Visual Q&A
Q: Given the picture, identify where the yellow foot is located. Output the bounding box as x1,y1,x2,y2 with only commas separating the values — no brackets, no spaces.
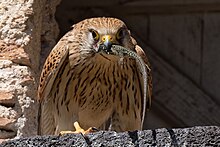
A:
59,121,98,135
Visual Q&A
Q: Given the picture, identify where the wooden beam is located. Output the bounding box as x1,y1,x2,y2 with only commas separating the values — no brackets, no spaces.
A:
105,4,220,15
68,0,220,7
138,38,220,127
126,0,220,6
68,0,220,14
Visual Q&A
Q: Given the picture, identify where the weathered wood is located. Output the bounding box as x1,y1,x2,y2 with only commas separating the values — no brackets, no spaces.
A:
106,5,220,15
202,13,220,105
1,126,220,146
126,0,220,6
140,40,220,127
122,15,149,43
66,0,220,8
57,0,220,17
126,0,220,5
148,14,202,85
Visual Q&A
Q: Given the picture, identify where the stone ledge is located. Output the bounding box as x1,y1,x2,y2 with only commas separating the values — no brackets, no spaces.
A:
1,126,219,146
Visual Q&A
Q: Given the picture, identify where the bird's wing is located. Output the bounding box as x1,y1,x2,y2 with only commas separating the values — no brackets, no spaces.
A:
37,34,70,135
38,38,70,102
38,95,55,135
134,44,152,110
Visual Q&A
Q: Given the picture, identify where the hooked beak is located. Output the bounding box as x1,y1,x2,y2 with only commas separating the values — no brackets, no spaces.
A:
98,35,116,53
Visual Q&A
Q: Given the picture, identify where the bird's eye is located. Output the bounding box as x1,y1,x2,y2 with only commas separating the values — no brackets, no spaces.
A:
90,30,99,41
116,29,124,40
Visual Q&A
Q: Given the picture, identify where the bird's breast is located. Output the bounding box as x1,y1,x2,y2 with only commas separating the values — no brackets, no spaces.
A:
72,53,142,111
52,53,143,129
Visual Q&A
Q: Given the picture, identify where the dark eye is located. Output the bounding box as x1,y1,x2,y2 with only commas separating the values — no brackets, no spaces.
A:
90,30,99,41
116,29,124,40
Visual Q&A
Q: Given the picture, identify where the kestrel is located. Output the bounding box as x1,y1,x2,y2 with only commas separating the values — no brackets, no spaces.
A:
37,17,152,135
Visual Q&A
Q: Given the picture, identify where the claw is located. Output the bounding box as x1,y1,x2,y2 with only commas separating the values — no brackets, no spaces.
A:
59,121,99,135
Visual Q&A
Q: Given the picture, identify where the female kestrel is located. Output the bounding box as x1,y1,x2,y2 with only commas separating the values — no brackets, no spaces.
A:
37,17,152,135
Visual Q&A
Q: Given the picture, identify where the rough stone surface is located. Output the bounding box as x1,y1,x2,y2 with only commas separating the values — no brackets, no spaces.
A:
0,41,30,67
0,0,62,143
0,117,16,139
0,59,37,140
0,90,16,107
0,0,38,140
1,126,219,146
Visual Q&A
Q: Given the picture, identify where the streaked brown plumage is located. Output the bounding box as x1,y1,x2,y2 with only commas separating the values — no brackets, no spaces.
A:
38,17,152,135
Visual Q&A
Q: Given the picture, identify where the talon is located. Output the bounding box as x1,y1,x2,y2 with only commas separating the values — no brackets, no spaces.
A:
91,127,99,131
84,127,99,134
59,121,99,135
59,130,75,136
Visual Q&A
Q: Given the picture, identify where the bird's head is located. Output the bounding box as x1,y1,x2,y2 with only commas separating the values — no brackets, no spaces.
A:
88,23,132,54
72,17,135,57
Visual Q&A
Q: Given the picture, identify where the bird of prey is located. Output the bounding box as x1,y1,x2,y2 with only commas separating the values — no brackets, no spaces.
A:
37,17,152,135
